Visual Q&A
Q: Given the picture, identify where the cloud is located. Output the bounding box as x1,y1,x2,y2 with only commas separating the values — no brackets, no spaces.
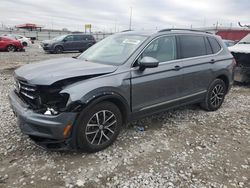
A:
0,0,249,32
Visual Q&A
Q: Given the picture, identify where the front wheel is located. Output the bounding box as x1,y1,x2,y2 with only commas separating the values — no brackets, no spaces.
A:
54,46,63,54
22,42,28,47
200,79,227,111
75,102,122,152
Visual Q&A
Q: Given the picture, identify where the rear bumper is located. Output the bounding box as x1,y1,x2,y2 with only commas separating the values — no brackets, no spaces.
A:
9,90,78,150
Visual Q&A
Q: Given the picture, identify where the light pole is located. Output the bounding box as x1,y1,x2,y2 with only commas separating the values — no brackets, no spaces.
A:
129,7,132,30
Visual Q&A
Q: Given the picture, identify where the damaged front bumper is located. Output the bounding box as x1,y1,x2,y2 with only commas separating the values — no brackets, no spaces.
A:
9,90,78,150
234,66,250,83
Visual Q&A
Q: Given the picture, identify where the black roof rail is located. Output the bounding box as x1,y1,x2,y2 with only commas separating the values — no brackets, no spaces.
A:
158,28,212,34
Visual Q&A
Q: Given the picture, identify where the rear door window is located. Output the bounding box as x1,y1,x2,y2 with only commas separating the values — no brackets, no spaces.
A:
73,35,84,41
179,35,207,58
208,37,221,53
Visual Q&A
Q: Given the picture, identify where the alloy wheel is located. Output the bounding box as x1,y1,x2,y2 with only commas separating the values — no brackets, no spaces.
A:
85,110,117,145
210,84,225,108
7,45,15,52
55,46,63,53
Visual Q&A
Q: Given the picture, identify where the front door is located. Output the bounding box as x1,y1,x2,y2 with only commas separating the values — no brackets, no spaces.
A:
63,35,75,51
131,35,184,112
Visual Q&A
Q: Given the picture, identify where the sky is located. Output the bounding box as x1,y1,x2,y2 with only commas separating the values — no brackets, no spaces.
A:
0,0,249,32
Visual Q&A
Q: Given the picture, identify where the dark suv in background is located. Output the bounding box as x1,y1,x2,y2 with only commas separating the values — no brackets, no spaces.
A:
9,29,235,152
41,34,96,53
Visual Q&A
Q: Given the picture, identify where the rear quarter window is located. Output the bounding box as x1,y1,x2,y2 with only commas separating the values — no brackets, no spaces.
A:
204,37,213,55
179,35,207,58
208,37,221,53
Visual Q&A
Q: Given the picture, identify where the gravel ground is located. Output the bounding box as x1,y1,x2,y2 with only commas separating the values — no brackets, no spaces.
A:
0,44,249,188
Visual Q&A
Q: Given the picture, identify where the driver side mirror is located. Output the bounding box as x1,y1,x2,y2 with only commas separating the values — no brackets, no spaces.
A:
138,56,159,71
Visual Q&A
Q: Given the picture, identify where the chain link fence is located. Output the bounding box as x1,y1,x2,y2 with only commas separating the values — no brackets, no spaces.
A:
0,29,113,41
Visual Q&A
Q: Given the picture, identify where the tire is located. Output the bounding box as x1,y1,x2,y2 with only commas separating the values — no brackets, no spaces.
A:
75,101,122,152
22,42,28,47
7,45,16,52
200,79,227,111
54,46,63,54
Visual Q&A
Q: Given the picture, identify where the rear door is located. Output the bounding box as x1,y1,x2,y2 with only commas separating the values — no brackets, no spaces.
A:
79,35,96,51
177,35,218,97
72,35,84,50
131,35,184,112
86,35,96,47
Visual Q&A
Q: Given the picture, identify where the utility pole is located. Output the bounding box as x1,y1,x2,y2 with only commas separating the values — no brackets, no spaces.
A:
215,21,218,30
129,7,132,30
114,19,117,33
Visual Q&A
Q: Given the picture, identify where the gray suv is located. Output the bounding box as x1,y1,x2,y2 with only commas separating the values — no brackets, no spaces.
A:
41,34,96,53
9,29,235,152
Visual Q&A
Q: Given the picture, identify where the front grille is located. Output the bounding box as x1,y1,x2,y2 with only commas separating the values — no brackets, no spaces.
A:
16,79,39,108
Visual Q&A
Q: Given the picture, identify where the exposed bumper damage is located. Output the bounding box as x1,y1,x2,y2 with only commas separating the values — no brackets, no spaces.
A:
9,90,78,150
231,52,250,83
9,57,119,150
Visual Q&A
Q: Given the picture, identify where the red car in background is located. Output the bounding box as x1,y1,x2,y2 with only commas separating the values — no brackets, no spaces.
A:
0,37,24,52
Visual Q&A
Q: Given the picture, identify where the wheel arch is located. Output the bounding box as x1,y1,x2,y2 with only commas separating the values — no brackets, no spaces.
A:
54,45,64,51
68,92,131,125
216,74,230,93
86,93,130,125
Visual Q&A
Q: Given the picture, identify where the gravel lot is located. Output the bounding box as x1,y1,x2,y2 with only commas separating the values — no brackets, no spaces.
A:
0,44,250,188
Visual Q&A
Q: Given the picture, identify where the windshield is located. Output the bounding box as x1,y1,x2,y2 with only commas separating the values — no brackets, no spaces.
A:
238,34,250,44
78,34,148,65
52,35,66,41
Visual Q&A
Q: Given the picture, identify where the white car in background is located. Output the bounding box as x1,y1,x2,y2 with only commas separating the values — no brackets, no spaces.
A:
229,34,250,83
2,34,32,47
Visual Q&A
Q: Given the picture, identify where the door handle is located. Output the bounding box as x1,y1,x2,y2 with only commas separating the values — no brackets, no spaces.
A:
174,65,182,71
210,59,215,64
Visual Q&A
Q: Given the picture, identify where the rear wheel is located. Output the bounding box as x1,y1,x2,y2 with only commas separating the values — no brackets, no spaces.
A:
76,102,122,152
201,79,227,111
54,46,63,54
7,45,16,52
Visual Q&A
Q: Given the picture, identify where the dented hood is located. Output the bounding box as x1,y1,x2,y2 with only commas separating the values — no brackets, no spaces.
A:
15,57,117,85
